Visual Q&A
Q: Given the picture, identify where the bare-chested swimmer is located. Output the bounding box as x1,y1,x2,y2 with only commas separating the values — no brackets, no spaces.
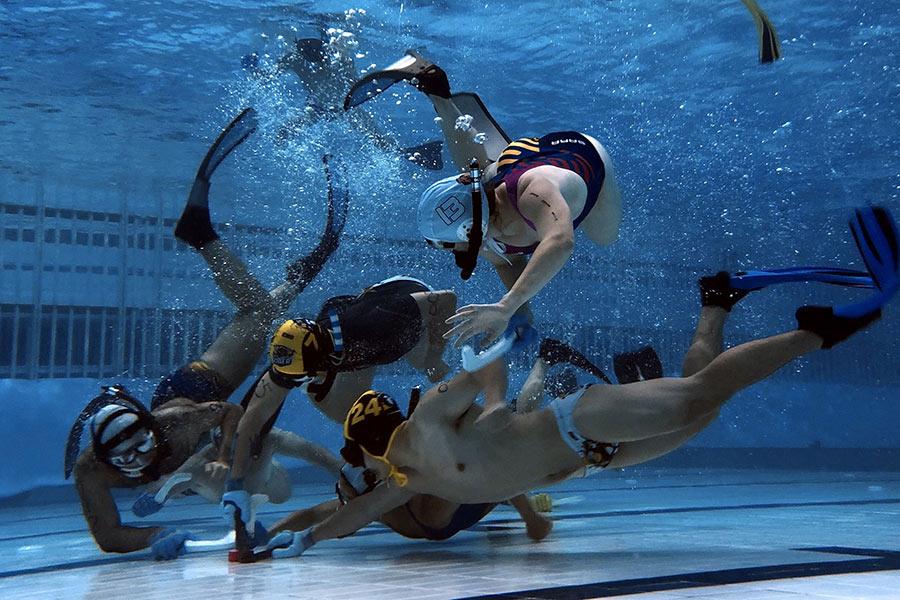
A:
65,110,346,559
254,206,897,557
344,51,623,347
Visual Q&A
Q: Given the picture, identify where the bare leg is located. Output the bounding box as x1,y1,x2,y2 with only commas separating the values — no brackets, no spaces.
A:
268,499,341,536
574,330,823,443
517,358,549,414
428,95,490,170
313,368,376,424
682,307,728,377
406,290,457,382
195,241,289,388
508,494,553,541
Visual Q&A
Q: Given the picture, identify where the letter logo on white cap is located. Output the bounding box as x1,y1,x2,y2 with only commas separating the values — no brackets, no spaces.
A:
435,195,465,225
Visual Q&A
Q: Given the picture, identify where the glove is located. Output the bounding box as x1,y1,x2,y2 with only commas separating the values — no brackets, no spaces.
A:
222,488,251,532
268,529,316,559
507,313,538,351
132,492,163,517
149,528,195,560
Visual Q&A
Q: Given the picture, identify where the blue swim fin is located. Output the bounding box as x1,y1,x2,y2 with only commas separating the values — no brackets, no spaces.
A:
401,140,444,170
729,266,874,291
835,206,899,318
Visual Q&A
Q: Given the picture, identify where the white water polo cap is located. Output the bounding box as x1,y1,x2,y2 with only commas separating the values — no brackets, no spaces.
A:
90,404,156,477
418,174,489,244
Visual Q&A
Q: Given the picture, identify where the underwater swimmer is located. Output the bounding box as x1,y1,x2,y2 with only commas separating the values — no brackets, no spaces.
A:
244,34,443,170
65,110,347,558
254,206,898,556
345,51,623,346
222,277,460,535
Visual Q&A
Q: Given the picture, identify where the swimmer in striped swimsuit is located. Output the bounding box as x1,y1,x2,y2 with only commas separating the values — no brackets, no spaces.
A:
346,51,624,348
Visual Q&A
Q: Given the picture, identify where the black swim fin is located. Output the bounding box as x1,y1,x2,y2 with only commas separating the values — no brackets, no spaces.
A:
343,50,450,110
741,0,782,63
613,346,663,384
401,140,444,170
175,108,258,249
195,107,258,181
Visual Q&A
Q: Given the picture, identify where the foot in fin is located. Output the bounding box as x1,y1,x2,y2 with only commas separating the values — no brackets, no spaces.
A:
174,199,218,249
175,108,258,249
402,140,444,170
344,50,450,110
700,271,754,311
539,339,612,384
741,0,782,63
796,305,881,349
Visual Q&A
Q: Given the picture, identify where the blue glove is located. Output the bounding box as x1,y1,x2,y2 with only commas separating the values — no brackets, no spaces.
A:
222,488,251,531
269,530,316,559
507,313,538,351
149,528,195,560
132,492,163,517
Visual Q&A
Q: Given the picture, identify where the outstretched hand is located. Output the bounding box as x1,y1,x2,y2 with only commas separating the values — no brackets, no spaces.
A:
204,460,229,481
444,302,514,348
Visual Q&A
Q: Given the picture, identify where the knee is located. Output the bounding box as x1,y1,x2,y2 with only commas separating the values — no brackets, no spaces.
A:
681,373,731,422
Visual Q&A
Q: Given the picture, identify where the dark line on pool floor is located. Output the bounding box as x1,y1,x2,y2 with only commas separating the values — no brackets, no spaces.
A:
2,498,899,577
6,474,899,526
459,547,900,599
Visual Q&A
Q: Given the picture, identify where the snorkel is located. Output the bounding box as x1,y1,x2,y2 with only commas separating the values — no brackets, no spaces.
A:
453,159,484,280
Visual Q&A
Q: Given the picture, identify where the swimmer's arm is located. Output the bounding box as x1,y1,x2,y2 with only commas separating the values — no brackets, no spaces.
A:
187,401,243,467
269,429,343,476
74,454,161,553
230,372,288,481
499,180,574,313
413,369,484,423
309,483,412,544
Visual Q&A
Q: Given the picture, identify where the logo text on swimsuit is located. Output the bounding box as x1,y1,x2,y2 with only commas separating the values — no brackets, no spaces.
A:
550,138,585,146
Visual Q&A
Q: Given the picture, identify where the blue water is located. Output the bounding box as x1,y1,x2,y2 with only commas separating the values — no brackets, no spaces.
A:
0,0,897,499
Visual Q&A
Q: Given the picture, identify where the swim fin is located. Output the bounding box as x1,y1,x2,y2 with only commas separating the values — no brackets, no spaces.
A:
741,0,782,63
401,140,444,170
175,108,258,249
343,50,450,110
448,92,512,161
729,266,875,291
835,205,899,318
195,107,258,181
539,338,613,384
613,346,663,384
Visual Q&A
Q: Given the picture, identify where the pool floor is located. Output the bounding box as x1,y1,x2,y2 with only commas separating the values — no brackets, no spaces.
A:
1,469,898,599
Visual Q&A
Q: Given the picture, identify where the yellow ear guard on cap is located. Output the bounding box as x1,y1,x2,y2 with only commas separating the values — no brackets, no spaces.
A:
269,318,330,377
343,390,409,486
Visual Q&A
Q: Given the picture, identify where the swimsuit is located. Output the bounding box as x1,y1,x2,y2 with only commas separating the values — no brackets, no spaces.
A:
486,131,606,255
403,502,496,541
551,385,620,474
337,464,495,541
309,276,430,402
150,360,234,410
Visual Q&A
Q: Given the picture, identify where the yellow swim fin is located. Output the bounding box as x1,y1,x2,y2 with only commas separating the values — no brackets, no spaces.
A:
741,0,782,63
